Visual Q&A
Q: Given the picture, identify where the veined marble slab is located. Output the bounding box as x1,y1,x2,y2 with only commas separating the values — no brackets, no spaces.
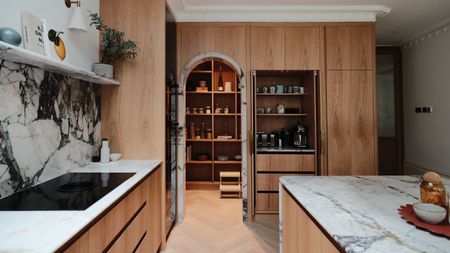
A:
0,160,161,253
280,176,450,253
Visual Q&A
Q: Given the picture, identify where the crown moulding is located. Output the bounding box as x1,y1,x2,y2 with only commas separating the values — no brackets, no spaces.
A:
166,1,391,22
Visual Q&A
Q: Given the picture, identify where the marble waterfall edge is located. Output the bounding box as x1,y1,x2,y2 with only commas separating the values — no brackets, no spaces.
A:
0,59,101,198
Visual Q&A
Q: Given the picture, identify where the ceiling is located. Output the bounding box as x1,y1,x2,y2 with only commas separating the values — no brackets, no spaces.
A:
167,0,450,45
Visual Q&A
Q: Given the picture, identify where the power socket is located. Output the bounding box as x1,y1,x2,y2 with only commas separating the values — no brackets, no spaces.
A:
422,106,433,113
415,107,422,113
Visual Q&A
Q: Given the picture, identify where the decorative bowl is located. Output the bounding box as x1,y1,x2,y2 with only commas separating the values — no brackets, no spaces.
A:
217,155,229,161
110,153,122,162
413,202,447,224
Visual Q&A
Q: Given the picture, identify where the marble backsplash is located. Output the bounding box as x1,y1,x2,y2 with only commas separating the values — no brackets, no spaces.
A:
0,59,101,198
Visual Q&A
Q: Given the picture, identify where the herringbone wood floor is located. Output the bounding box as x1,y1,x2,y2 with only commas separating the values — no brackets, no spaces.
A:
162,190,279,253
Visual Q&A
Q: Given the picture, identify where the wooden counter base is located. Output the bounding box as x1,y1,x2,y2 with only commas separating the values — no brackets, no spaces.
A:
281,187,341,253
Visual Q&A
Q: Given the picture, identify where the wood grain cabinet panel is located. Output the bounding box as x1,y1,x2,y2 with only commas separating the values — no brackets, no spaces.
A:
285,27,320,70
326,71,376,175
326,26,374,70
256,193,279,212
64,233,89,253
108,206,147,253
250,27,285,70
282,188,340,253
256,154,315,172
257,173,306,191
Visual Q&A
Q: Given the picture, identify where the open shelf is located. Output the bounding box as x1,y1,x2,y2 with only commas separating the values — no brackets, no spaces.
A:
186,160,212,164
214,161,242,165
256,93,307,96
257,113,308,117
185,59,242,188
0,41,120,85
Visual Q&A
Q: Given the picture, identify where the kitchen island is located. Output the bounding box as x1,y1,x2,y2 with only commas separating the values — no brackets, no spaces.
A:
280,176,450,253
0,160,162,253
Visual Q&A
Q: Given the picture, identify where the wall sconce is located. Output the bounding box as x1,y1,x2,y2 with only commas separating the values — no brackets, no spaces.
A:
65,0,87,31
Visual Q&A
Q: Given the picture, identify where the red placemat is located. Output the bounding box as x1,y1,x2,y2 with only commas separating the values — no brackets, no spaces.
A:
398,204,450,238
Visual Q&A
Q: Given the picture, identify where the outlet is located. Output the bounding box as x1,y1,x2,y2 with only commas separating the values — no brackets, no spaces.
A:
415,107,422,113
422,106,433,113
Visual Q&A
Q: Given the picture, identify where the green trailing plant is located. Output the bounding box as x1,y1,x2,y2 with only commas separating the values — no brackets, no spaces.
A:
89,13,137,64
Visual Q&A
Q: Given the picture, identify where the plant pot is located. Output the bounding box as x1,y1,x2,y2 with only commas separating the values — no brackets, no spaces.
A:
93,63,113,79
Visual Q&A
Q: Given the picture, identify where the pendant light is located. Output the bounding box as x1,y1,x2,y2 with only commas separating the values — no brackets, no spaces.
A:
65,0,87,31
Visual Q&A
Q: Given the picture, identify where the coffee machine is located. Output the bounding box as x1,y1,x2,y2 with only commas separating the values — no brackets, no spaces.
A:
293,122,308,148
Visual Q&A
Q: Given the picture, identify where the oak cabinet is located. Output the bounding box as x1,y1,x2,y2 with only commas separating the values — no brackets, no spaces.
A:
250,27,285,70
326,71,376,175
281,188,340,253
285,27,320,70
326,26,374,70
250,26,321,70
256,154,315,172
62,166,162,253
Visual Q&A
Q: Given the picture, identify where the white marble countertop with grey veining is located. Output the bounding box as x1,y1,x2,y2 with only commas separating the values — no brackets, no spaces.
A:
280,176,450,253
0,160,161,253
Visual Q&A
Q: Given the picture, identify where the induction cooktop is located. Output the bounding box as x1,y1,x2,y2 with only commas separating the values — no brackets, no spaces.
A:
0,173,134,211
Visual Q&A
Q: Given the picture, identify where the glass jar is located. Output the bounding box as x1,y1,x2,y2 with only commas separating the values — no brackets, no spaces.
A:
207,129,212,139
195,128,201,139
224,105,230,114
205,106,211,114
420,173,447,209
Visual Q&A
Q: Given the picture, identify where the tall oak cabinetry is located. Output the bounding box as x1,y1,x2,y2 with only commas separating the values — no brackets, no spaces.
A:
177,23,377,217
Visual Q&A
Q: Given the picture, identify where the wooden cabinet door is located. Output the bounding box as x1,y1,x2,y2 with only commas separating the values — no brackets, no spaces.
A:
285,27,320,70
282,190,298,253
326,70,376,175
250,27,285,70
326,26,374,70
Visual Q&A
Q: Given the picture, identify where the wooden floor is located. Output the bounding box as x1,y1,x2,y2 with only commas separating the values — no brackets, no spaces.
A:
162,190,279,253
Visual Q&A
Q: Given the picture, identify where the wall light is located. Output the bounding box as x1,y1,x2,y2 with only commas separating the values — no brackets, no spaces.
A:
65,0,87,31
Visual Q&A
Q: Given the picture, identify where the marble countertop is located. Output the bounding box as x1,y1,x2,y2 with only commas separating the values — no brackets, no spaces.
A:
0,160,161,253
280,176,450,253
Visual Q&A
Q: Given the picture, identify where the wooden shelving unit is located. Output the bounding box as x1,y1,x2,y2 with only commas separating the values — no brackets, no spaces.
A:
185,60,242,192
252,70,318,213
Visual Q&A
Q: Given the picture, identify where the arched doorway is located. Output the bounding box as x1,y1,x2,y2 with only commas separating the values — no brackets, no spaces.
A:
177,53,248,222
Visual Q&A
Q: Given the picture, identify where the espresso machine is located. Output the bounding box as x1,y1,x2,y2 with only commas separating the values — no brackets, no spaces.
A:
293,122,308,148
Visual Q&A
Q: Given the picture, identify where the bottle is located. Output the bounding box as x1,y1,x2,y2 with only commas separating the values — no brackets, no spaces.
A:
100,139,110,163
218,66,224,91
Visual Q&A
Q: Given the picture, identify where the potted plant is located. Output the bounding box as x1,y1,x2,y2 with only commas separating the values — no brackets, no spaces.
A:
89,13,137,79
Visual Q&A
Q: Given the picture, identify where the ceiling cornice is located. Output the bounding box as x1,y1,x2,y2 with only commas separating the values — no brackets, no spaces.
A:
166,1,390,22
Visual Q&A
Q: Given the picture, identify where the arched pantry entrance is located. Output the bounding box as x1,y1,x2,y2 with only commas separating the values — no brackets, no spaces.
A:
177,53,248,222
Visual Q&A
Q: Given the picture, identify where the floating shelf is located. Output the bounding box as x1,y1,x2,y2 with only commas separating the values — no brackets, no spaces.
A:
215,161,242,165
186,139,213,142
186,91,212,94
214,113,240,116
0,41,120,85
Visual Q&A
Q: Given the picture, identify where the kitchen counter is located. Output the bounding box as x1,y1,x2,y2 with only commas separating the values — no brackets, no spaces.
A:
280,176,450,253
0,160,161,253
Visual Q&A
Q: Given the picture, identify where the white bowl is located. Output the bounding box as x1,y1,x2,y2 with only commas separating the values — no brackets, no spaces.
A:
413,203,447,224
110,153,122,162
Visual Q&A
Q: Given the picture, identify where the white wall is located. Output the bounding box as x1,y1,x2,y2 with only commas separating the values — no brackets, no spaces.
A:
402,23,450,176
0,0,99,70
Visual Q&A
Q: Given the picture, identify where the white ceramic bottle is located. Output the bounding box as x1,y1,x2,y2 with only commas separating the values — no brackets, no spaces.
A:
100,139,110,163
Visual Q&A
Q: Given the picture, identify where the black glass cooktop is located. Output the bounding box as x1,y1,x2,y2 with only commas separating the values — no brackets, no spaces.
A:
0,173,134,211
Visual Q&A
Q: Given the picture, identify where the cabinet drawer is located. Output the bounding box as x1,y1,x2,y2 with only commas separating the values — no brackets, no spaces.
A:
88,182,147,252
256,154,315,172
256,192,279,212
257,173,309,191
108,204,147,253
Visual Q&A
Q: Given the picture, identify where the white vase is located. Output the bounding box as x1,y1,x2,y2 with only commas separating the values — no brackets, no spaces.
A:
93,63,114,79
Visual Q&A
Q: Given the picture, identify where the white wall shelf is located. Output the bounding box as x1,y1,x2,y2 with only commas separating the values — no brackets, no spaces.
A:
0,41,120,85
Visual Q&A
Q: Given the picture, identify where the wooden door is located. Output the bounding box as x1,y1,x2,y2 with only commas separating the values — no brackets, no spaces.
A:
326,70,376,175
285,27,320,70
326,26,374,70
250,27,285,70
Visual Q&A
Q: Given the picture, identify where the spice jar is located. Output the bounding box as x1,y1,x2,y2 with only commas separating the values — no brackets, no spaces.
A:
198,107,204,114
207,129,212,139
215,104,222,114
224,105,230,114
420,171,447,209
206,106,211,114
195,128,201,139
200,123,206,139
189,123,196,139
